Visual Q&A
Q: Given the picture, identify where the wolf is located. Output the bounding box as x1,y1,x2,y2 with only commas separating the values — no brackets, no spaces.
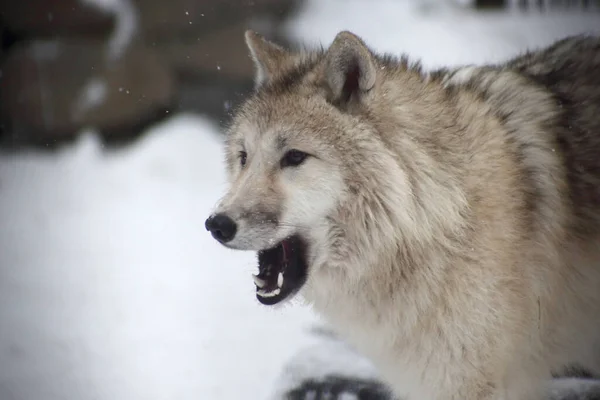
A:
205,30,600,400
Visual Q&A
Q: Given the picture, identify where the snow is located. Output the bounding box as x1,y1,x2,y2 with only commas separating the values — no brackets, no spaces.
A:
267,329,382,400
73,78,109,119
80,0,138,61
0,115,320,400
2,1,600,400
73,0,138,119
285,0,600,70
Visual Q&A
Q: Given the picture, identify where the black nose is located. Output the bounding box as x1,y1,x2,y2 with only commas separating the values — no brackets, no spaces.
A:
205,213,237,243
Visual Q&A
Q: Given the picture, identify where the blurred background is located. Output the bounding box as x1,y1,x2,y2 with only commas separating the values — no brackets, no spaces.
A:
0,1,599,399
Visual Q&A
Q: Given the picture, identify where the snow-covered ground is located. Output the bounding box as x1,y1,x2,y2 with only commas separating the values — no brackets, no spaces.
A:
2,1,600,400
0,115,323,400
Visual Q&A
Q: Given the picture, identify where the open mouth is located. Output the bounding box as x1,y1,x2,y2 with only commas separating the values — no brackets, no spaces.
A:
253,235,309,306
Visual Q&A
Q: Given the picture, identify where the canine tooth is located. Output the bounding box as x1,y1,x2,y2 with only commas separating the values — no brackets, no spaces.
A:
277,272,284,288
257,288,281,298
252,274,266,288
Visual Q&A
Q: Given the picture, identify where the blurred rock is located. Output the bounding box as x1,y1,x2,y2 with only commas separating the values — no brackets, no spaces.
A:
0,39,174,144
0,0,303,146
155,22,255,81
135,0,299,39
137,0,301,82
0,0,114,38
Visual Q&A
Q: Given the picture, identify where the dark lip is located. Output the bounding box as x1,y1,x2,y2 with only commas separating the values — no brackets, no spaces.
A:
255,235,309,306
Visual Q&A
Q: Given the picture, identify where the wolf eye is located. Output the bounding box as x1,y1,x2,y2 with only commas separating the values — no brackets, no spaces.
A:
239,151,247,167
281,149,308,168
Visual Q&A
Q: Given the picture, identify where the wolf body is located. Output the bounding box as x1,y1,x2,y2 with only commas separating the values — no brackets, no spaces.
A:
205,31,600,400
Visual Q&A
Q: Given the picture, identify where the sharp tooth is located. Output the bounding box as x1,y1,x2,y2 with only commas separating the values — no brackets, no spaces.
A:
277,272,284,288
257,288,281,298
252,274,266,288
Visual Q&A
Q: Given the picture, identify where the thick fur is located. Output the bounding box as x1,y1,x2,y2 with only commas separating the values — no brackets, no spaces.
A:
210,31,600,400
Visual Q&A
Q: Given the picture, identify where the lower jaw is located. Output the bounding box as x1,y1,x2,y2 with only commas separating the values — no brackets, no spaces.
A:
256,289,296,306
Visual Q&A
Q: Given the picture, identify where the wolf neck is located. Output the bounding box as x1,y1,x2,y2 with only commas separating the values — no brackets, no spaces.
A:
311,73,478,332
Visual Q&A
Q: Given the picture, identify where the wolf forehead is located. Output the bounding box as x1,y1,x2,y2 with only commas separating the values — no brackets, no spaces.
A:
229,94,335,139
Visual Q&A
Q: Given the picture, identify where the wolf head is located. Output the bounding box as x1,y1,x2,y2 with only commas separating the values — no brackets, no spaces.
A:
205,30,465,306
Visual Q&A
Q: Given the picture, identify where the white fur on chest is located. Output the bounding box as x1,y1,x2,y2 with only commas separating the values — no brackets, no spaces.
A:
303,273,440,400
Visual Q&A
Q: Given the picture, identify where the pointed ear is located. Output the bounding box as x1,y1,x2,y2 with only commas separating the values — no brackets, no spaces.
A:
324,31,377,104
244,30,289,89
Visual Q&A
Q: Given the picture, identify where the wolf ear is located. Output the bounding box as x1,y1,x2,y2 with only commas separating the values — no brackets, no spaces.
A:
245,30,289,89
324,31,376,104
